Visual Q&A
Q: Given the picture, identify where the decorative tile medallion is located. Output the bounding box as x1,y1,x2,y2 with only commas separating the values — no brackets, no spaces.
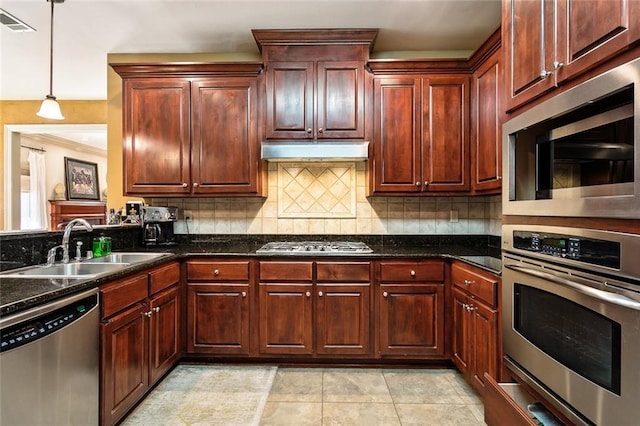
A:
278,162,356,218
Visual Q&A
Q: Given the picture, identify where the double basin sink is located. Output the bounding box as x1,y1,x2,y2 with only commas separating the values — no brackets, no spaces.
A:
0,252,171,279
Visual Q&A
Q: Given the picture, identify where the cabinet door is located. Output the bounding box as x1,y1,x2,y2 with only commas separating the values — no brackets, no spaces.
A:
422,76,470,192
122,79,191,195
556,0,640,82
148,285,180,384
191,78,260,195
378,284,445,357
316,61,365,139
471,299,498,392
100,303,148,426
503,0,556,112
265,61,314,139
259,283,313,355
451,288,472,375
316,284,371,356
372,77,422,193
187,283,250,355
472,50,502,193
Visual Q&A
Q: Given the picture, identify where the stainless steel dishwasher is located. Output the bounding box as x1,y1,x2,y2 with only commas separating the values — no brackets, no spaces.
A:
1,288,100,425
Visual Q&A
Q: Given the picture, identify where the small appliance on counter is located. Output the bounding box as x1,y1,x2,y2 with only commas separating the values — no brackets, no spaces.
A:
142,206,178,246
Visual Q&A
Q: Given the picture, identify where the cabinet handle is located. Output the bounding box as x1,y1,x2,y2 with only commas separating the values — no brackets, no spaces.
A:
214,269,220,276
383,291,388,298
540,70,552,79
142,311,152,317
318,291,323,297
153,307,160,313
242,291,247,297
497,176,502,180
410,270,416,277
424,181,429,186
553,61,564,69
193,182,199,188
306,128,312,134
318,128,323,133
464,279,474,286
306,291,311,297
182,182,188,188
415,181,421,187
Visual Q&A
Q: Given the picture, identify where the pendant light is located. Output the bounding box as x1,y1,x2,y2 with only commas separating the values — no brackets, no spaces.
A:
36,0,65,120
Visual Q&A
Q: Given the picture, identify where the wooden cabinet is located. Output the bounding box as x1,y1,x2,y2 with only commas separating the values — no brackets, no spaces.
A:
49,200,107,230
503,0,640,111
450,261,500,394
265,61,365,140
186,260,251,355
100,262,180,426
258,260,371,357
377,260,446,357
111,63,264,197
471,48,502,193
371,76,469,194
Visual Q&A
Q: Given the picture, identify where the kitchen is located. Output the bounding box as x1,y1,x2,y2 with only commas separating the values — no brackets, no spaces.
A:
1,1,639,425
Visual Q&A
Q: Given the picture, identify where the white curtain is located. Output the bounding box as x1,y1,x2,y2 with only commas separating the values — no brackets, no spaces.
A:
27,150,48,230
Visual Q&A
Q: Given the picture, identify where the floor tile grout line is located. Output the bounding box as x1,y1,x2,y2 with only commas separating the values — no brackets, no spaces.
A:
381,369,404,425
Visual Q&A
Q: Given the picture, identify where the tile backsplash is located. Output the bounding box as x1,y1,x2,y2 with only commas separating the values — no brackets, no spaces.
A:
151,162,502,236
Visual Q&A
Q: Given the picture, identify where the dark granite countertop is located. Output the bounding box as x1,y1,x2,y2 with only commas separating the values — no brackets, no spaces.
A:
1,234,501,318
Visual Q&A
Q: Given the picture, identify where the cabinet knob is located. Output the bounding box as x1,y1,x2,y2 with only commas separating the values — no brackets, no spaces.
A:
153,307,160,313
318,128,323,133
318,291,323,297
242,291,247,297
214,269,220,276
410,270,416,277
142,311,152,317
182,182,188,188
193,182,199,188
497,176,502,180
306,291,311,297
424,181,429,186
540,70,552,79
464,279,474,286
553,61,564,69
306,128,312,134
383,291,388,298
415,181,421,187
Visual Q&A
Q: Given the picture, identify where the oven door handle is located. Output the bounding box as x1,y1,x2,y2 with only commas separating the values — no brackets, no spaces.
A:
505,263,640,311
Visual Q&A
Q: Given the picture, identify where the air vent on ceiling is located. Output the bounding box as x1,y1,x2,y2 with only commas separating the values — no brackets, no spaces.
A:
0,8,36,32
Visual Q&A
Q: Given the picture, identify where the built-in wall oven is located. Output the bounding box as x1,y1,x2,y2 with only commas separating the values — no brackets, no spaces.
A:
502,57,640,219
502,224,640,425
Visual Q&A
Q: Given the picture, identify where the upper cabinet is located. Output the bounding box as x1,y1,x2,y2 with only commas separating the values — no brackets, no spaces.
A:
503,0,640,112
253,29,376,142
371,74,470,194
111,63,265,197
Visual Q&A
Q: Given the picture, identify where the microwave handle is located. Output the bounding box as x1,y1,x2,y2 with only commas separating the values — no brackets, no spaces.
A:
504,263,640,311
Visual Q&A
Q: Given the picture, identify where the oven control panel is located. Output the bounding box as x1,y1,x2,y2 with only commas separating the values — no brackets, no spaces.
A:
513,230,620,269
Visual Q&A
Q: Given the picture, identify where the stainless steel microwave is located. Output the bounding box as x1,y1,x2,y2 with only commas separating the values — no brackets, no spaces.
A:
502,57,640,219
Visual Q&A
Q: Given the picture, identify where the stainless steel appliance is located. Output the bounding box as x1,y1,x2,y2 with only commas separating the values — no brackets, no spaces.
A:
142,206,178,246
502,57,640,218
0,288,100,425
257,241,373,254
502,224,640,425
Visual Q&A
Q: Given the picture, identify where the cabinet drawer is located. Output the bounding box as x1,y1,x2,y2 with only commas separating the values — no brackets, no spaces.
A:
101,273,148,318
380,261,444,282
149,262,180,294
259,261,313,282
317,262,370,282
452,262,498,307
187,260,250,281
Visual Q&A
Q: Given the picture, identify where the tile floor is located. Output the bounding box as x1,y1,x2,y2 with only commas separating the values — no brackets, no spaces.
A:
261,367,485,425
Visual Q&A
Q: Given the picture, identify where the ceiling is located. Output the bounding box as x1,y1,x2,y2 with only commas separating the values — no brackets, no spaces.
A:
0,0,500,145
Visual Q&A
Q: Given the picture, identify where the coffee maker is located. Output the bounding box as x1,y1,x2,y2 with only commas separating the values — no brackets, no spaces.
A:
142,206,178,246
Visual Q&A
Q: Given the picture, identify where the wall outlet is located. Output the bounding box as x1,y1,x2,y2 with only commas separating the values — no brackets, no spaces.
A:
183,210,193,220
449,209,459,223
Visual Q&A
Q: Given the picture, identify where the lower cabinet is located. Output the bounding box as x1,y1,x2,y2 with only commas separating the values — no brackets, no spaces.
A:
450,260,500,394
377,260,446,358
258,260,371,357
186,260,251,355
100,262,180,426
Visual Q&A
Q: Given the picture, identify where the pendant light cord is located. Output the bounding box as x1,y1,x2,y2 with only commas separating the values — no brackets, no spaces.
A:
47,0,54,97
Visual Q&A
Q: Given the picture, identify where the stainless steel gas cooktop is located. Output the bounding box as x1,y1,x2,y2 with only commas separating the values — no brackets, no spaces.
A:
256,241,373,255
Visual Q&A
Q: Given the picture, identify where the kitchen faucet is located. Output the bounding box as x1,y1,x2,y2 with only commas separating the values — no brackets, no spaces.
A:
60,218,94,263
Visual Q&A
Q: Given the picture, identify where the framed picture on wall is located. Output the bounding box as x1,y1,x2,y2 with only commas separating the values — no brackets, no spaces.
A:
64,157,100,200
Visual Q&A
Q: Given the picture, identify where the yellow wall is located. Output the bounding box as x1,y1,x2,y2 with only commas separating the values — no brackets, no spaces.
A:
0,100,107,230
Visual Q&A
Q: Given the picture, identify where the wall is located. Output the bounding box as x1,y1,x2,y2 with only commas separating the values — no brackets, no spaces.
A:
0,100,106,230
150,162,502,236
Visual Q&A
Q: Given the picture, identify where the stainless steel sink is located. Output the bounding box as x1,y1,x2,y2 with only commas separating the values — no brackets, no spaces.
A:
0,252,171,279
0,262,128,279
86,252,170,264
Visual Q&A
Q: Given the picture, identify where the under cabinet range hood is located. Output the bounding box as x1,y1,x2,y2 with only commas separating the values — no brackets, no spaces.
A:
261,141,369,162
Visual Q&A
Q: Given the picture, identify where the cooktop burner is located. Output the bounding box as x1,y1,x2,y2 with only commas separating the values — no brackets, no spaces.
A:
257,241,373,255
